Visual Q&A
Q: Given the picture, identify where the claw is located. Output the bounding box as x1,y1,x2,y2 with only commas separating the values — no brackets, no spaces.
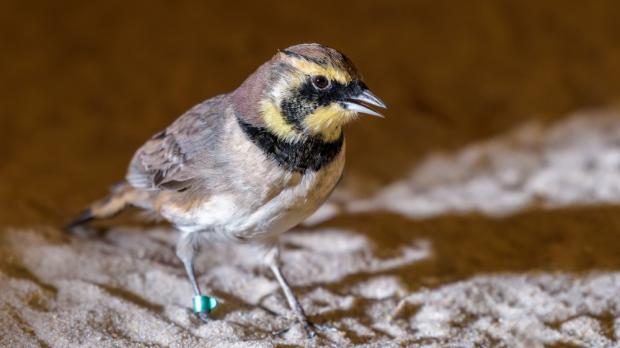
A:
273,326,290,337
310,322,337,333
194,311,210,324
273,320,336,339
304,321,338,338
303,321,317,339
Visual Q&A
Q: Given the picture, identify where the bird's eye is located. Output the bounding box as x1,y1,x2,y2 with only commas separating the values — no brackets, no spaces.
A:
311,75,330,90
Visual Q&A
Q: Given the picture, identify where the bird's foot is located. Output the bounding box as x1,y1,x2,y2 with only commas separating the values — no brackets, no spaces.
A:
191,294,217,324
194,311,211,324
274,319,337,339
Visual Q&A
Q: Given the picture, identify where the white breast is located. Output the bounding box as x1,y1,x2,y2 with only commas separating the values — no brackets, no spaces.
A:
234,153,345,241
162,138,345,243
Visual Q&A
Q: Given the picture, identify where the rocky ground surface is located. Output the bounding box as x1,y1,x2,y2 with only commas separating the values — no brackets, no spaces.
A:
3,113,620,347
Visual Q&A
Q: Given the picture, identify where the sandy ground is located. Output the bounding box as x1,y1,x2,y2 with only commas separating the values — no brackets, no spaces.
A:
3,112,620,347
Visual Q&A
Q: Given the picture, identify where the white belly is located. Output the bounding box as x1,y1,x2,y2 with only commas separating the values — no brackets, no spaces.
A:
162,150,345,242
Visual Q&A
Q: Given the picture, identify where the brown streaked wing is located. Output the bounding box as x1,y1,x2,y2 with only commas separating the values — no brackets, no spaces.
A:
126,95,228,192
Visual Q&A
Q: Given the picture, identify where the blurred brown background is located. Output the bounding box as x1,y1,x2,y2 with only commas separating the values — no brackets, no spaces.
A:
2,1,620,225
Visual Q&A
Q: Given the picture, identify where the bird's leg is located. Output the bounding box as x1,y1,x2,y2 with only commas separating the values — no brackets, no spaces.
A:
177,232,217,323
265,247,333,338
183,258,201,296
266,248,309,322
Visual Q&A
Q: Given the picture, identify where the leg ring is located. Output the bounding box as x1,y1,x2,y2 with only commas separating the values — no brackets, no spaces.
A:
193,295,218,313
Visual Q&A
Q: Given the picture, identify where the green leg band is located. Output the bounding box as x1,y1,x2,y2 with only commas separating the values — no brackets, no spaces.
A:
193,295,218,313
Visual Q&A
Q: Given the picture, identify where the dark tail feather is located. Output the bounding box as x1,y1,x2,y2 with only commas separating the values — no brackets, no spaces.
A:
65,182,146,233
65,209,95,231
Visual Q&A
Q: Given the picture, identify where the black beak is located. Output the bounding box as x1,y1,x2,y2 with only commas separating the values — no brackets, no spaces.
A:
341,83,387,117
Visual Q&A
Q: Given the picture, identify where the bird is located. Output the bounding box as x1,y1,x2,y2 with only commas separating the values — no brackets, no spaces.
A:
67,43,386,337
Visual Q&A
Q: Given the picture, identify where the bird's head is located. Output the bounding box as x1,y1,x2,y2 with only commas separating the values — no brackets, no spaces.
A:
233,43,386,142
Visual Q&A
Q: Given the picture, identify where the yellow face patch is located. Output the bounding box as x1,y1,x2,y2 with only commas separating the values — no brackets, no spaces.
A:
285,56,351,85
259,99,300,142
259,54,357,142
303,104,356,141
260,98,354,143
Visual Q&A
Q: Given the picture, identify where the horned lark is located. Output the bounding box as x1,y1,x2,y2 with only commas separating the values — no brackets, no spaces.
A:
68,43,386,337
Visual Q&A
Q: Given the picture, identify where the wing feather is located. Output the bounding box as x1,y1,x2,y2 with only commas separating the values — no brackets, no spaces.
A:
126,95,228,191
